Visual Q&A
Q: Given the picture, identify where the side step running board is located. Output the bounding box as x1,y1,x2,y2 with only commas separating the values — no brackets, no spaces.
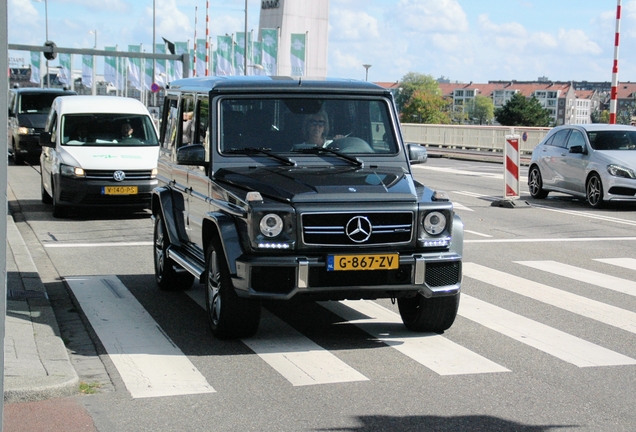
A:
167,247,205,279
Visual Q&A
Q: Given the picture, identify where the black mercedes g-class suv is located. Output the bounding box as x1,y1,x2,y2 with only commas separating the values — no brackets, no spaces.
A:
152,76,463,339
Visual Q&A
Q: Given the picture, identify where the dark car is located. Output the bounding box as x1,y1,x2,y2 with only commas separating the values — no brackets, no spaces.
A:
151,76,463,339
8,87,76,164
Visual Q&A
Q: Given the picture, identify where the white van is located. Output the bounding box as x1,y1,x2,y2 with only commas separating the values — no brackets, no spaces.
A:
39,95,160,218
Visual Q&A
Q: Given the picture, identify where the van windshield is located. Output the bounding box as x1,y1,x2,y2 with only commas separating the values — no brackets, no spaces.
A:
19,93,66,114
61,114,159,146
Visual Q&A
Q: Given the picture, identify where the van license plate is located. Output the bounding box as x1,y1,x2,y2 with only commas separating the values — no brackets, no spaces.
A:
327,254,399,271
103,186,138,195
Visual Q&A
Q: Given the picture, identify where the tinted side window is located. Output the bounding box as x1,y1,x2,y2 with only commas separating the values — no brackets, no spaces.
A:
566,130,586,150
179,94,195,147
160,97,179,150
549,129,571,148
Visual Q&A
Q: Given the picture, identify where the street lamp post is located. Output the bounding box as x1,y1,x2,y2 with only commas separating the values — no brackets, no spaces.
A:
35,0,49,87
89,30,97,95
363,64,372,81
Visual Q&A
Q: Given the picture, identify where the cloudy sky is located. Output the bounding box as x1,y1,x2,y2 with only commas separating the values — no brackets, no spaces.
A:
7,0,636,83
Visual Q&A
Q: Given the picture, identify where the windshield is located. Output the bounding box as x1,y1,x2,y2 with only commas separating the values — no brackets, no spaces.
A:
61,113,159,146
19,93,66,114
219,97,399,156
588,130,636,151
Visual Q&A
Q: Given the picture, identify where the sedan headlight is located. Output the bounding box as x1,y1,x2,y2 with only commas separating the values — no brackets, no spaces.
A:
259,213,284,238
607,164,636,179
423,211,447,235
60,164,85,178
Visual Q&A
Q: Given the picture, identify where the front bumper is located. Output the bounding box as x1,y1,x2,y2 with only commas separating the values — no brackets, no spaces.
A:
604,175,636,202
232,252,462,300
55,175,158,208
13,134,42,157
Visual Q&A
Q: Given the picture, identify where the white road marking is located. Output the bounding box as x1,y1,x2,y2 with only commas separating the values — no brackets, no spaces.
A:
459,294,636,367
466,237,636,244
452,202,474,212
515,260,636,298
464,263,636,335
595,258,636,271
186,289,368,386
321,300,509,375
465,230,492,237
413,165,503,179
45,242,153,248
66,276,215,398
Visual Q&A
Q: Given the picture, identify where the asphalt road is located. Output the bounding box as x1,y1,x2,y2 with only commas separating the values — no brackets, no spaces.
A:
7,158,636,432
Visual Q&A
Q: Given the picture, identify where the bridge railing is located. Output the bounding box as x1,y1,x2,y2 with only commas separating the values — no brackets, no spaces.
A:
401,124,551,154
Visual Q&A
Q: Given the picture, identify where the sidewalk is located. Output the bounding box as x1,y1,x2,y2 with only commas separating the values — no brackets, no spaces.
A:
4,211,78,403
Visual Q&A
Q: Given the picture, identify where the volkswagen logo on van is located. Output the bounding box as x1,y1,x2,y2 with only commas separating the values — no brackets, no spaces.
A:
113,170,126,182
345,216,372,243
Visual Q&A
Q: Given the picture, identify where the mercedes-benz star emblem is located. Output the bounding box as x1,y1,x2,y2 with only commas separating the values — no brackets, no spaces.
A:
113,170,126,182
345,216,372,243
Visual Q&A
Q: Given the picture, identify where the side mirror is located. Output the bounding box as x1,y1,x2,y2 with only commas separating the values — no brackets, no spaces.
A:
569,145,585,155
39,131,54,147
407,143,428,164
176,143,208,166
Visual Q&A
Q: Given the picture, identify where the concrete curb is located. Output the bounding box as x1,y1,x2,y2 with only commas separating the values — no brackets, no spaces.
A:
5,189,79,403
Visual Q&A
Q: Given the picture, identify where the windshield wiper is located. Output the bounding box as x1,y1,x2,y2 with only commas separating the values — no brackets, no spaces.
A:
227,147,296,166
292,146,364,168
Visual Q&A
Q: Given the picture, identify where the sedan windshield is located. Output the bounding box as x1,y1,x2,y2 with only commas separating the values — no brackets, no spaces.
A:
61,113,159,146
588,130,636,151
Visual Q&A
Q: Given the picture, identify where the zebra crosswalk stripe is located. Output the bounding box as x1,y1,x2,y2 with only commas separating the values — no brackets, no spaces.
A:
66,276,215,398
458,294,636,367
321,300,510,375
464,262,636,335
515,260,636,297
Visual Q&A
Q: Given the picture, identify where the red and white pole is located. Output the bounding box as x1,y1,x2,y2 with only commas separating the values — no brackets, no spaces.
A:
504,131,520,199
205,1,210,76
610,0,622,124
193,6,198,77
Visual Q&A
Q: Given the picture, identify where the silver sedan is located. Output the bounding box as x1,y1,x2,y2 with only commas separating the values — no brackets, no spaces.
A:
528,124,636,208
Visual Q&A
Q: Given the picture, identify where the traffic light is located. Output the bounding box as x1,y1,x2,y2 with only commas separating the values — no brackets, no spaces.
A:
44,41,57,61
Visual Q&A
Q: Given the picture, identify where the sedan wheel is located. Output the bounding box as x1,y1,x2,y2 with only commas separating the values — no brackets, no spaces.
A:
586,173,604,208
528,166,548,199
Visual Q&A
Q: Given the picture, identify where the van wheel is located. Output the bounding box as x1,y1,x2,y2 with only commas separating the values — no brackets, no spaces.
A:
41,175,53,204
205,238,260,339
153,214,194,291
51,182,68,218
398,293,460,333
12,145,23,165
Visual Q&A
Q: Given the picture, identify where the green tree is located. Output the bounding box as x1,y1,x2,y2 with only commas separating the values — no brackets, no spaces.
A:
590,110,609,123
467,95,495,125
395,72,442,112
400,90,451,124
495,93,552,127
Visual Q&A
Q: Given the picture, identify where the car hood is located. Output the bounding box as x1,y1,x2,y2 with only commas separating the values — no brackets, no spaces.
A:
59,145,160,170
17,113,48,129
215,165,417,203
594,150,636,168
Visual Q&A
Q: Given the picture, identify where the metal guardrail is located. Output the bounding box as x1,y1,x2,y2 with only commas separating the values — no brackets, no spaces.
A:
401,123,551,154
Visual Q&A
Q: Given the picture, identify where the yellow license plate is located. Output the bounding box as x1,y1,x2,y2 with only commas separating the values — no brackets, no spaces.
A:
327,253,399,271
103,186,138,195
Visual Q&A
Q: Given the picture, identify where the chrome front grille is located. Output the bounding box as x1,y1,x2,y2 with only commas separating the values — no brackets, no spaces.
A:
302,212,413,246
84,170,154,180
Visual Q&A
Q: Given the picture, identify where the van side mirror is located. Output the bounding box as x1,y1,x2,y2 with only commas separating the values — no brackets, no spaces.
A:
39,131,54,147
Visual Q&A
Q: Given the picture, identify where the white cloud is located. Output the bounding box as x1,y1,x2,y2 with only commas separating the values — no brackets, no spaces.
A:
392,0,469,34
557,29,603,55
330,9,380,41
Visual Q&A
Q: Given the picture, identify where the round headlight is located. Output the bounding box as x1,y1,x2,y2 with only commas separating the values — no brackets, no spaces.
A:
259,213,284,237
423,211,446,235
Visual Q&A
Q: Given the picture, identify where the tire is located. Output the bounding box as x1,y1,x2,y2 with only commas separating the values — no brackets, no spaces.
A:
398,293,460,333
528,166,548,199
586,173,604,208
41,175,53,204
153,214,194,291
205,238,261,339
51,181,69,218
12,145,23,165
